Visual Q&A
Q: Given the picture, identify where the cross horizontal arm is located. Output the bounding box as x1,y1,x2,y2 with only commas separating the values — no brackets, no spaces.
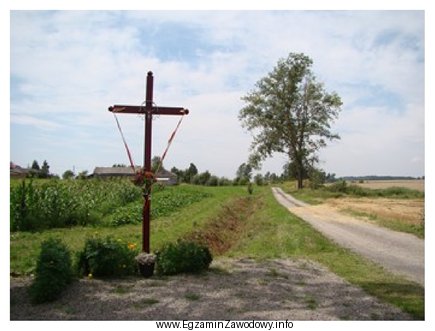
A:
108,105,189,116
154,106,189,116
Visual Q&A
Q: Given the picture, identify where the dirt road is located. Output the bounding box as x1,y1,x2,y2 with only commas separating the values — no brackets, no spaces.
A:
272,187,424,286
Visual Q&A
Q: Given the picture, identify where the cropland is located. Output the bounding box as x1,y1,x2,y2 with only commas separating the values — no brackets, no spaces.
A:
353,179,424,192
10,179,425,320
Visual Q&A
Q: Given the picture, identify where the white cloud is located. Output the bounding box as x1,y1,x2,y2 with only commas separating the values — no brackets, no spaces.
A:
320,102,424,176
10,11,425,177
11,114,62,130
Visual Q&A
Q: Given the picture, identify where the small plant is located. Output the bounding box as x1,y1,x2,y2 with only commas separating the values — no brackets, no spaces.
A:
247,182,253,195
155,240,212,275
305,295,318,310
184,292,201,301
327,180,348,193
76,236,138,277
29,238,73,304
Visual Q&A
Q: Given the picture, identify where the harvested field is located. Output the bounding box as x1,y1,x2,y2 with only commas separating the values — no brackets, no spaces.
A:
353,180,424,192
324,197,424,238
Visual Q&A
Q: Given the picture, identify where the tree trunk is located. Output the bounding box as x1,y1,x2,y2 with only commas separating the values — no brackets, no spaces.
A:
297,174,303,189
296,162,304,190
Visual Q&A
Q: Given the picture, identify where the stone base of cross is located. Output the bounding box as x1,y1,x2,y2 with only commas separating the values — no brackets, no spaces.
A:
108,71,189,253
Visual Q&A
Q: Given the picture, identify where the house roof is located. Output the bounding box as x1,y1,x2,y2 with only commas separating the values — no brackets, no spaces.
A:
92,167,176,178
93,166,138,175
10,162,30,174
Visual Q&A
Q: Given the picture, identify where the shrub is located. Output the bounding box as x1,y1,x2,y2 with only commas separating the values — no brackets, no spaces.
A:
206,176,219,186
29,238,73,304
76,236,138,277
155,240,212,275
217,177,232,186
326,180,348,193
109,204,142,226
247,182,253,195
238,177,249,186
377,187,423,199
346,184,368,196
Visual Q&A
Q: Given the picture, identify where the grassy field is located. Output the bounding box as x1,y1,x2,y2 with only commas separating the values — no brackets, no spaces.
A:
10,181,424,319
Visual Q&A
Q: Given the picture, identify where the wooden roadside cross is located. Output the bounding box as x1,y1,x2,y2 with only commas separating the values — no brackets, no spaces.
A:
108,71,189,253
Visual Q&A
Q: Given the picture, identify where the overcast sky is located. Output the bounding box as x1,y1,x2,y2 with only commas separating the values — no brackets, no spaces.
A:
10,10,425,178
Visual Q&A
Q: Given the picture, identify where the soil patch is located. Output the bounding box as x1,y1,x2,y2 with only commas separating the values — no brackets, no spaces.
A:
10,258,411,320
185,196,260,255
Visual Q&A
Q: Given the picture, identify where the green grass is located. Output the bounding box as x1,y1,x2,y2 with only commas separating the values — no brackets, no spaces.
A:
132,298,159,309
10,185,247,275
184,292,201,301
112,285,133,295
304,295,318,310
227,189,424,320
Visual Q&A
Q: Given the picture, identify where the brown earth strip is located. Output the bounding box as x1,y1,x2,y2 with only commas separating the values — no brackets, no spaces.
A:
185,196,262,255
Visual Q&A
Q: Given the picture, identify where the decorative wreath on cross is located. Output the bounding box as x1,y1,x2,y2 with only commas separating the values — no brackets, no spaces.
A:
133,168,156,190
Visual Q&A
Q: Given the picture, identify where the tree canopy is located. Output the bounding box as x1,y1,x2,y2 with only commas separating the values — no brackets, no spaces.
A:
239,53,342,189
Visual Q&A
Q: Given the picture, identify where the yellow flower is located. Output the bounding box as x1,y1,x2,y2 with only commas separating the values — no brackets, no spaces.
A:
88,273,93,278
127,243,137,250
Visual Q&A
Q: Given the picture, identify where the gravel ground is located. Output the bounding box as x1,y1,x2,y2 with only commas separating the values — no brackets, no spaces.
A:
10,258,411,320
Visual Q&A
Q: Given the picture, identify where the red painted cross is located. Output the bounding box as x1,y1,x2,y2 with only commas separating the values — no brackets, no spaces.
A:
108,71,189,253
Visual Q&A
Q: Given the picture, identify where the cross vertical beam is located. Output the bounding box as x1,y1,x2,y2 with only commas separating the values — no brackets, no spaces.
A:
108,71,188,254
143,71,154,253
144,71,153,170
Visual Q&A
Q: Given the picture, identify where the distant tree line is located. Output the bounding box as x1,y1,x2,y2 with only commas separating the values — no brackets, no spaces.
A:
170,161,295,187
339,175,423,181
27,160,56,179
62,169,88,180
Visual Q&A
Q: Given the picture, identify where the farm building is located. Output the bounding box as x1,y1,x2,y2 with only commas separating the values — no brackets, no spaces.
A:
90,166,178,185
10,162,30,178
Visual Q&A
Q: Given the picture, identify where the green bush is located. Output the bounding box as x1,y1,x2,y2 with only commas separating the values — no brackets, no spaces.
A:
206,176,219,186
155,240,212,275
326,180,348,193
247,183,253,195
324,181,423,199
76,236,138,277
377,187,424,199
29,238,73,304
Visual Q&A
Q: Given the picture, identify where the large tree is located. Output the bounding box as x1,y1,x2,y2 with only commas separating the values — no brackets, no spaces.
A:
40,160,50,178
62,170,75,180
236,162,253,181
239,53,342,189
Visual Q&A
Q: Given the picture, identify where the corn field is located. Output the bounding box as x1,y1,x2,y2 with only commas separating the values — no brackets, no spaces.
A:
10,179,141,231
